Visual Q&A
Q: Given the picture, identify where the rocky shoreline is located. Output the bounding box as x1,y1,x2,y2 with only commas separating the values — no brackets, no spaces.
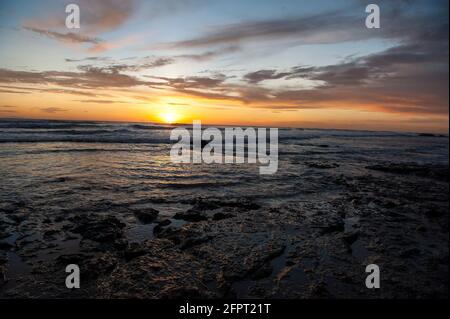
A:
0,162,448,298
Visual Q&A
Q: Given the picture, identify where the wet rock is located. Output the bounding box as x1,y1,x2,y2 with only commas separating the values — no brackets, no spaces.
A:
173,210,208,222
320,221,345,234
187,198,260,212
43,229,59,240
400,248,421,258
83,253,118,279
159,286,205,299
153,219,172,235
124,243,147,261
69,214,126,243
308,282,330,298
343,232,359,245
0,230,11,240
0,241,13,251
157,226,213,250
0,251,7,264
424,206,445,218
0,264,7,286
153,225,178,239
180,235,213,250
97,239,213,298
416,225,426,232
56,253,90,265
188,198,221,211
175,198,259,222
157,219,171,227
133,209,159,224
213,212,236,221
250,263,273,280
9,213,28,224
306,161,339,169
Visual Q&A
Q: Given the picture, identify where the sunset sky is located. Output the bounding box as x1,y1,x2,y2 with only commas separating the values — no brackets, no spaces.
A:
0,0,448,132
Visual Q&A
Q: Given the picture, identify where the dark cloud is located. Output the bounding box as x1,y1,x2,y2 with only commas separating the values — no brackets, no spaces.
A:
160,11,360,48
75,57,174,73
244,69,293,84
40,107,67,113
0,68,148,89
176,46,240,61
150,74,227,90
24,27,102,44
74,99,126,104
65,57,111,62
159,0,448,50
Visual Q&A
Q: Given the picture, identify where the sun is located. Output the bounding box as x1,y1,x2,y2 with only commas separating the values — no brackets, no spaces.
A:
159,111,179,124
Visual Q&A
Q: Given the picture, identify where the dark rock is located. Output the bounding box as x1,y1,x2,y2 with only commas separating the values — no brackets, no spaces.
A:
180,235,213,250
213,212,236,221
124,243,147,261
97,239,213,298
400,248,421,258
306,161,339,169
84,253,118,280
9,213,28,224
424,207,445,218
0,251,7,264
153,219,172,235
416,225,426,232
69,214,125,243
320,222,345,234
173,210,208,222
343,232,359,245
158,219,172,227
187,198,260,212
56,253,90,265
0,264,7,286
43,229,59,239
250,264,273,280
0,231,10,240
0,241,13,251
154,226,178,239
134,209,159,224
308,282,330,298
159,287,205,299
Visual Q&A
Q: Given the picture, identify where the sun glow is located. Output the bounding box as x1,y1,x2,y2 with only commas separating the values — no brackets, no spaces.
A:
159,110,179,124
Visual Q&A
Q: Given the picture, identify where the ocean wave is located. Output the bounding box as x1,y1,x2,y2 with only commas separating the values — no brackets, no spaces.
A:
129,124,174,130
0,120,100,130
0,137,169,144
